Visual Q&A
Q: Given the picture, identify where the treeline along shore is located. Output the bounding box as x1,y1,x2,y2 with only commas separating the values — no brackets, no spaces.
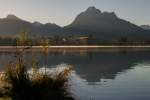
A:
1,31,150,46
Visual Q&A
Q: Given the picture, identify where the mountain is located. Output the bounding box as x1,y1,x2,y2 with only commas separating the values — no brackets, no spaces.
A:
0,8,150,43
0,14,64,36
6,14,21,20
65,7,150,42
141,25,150,30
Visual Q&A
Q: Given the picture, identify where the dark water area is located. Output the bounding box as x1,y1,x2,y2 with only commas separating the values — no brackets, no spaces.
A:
1,48,150,100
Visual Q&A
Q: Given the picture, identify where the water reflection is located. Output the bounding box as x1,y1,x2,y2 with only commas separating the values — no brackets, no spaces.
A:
1,48,150,100
1,48,150,84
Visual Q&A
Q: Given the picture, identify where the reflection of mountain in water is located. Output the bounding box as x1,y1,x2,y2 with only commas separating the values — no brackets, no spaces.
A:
1,49,150,83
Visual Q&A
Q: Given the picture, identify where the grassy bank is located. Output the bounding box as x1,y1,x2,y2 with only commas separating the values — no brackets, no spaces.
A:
0,50,74,100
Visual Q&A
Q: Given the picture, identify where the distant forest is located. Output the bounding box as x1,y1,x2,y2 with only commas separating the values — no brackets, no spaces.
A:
0,32,150,46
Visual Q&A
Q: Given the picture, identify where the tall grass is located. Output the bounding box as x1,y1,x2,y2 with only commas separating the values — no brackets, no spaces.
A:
0,51,74,100
0,32,74,100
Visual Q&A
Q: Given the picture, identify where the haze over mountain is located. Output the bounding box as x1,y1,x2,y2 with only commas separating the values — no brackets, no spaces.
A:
65,6,150,41
141,25,150,30
0,7,150,42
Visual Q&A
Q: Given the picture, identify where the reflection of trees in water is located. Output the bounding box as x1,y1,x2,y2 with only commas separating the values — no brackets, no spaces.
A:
35,51,150,83
40,50,150,83
75,51,150,83
0,52,16,70
1,49,150,83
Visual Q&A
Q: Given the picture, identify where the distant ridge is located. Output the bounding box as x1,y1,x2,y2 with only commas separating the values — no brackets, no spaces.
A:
0,14,64,36
0,7,150,42
6,14,21,20
65,6,149,41
141,25,150,30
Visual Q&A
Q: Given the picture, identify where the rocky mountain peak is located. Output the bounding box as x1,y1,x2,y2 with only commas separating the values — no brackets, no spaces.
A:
85,6,101,14
6,14,21,20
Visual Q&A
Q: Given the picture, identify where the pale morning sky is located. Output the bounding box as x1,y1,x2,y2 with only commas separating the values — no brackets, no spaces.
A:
0,0,149,26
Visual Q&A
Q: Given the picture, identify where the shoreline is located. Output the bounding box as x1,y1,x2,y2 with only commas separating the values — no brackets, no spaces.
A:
1,46,150,52
1,45,150,49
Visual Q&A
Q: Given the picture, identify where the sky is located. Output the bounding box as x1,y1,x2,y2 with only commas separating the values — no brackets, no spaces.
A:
0,0,149,26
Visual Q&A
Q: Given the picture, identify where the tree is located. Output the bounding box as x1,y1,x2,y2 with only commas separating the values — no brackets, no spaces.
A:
17,31,30,46
118,36,128,45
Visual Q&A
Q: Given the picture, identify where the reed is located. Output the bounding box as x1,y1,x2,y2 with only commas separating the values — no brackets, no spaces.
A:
0,54,74,100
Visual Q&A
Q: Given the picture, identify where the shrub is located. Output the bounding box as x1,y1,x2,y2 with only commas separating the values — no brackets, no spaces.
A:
1,56,74,100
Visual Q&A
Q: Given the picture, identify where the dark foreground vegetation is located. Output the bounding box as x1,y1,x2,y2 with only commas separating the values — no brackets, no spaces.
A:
0,48,74,100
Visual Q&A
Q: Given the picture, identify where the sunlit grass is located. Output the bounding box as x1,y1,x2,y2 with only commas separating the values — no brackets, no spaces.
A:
0,54,74,100
0,36,74,100
0,97,11,100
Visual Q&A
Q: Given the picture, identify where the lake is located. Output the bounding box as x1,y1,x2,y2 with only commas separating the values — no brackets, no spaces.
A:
1,48,150,100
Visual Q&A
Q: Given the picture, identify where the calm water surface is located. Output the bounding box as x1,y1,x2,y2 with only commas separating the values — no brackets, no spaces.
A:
0,48,150,100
